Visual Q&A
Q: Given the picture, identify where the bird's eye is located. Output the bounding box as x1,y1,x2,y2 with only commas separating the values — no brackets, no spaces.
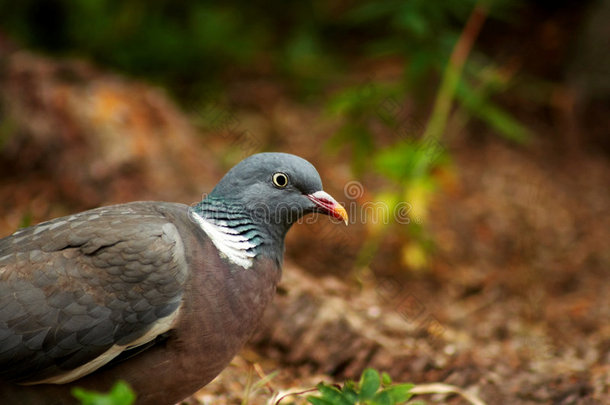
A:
272,172,289,188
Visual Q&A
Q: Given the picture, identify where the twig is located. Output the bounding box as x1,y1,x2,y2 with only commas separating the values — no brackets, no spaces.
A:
422,1,489,148
410,382,487,405
272,387,320,405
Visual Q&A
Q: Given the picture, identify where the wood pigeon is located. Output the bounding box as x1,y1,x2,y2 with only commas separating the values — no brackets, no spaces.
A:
0,152,348,404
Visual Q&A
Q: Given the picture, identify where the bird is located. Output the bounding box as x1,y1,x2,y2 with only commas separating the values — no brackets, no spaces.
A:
0,152,348,405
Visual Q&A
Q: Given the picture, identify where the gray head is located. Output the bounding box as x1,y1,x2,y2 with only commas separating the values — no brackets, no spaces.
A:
208,153,347,232
190,153,347,267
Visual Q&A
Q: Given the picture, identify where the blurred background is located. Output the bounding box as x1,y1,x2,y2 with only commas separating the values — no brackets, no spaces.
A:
0,0,608,403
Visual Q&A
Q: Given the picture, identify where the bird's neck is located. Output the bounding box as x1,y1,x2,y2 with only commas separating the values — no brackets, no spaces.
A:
188,197,285,269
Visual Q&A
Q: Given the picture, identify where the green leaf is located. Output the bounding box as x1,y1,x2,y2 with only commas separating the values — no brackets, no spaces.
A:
381,372,393,386
72,381,136,405
305,371,416,405
358,368,381,400
456,79,531,143
373,138,446,182
342,385,359,403
396,11,429,38
251,370,279,391
384,384,415,403
371,389,392,405
316,383,354,405
306,397,335,405
474,101,531,143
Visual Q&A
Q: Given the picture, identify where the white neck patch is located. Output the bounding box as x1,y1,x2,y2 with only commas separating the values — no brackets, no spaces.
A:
190,211,257,269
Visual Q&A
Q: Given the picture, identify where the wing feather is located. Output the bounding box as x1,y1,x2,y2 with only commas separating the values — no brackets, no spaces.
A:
0,202,188,384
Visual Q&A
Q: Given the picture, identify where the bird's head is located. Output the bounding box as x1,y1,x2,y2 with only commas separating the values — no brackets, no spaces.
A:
208,153,348,231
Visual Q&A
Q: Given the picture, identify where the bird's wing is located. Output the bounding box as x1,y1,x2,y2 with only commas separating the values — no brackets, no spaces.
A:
0,202,189,384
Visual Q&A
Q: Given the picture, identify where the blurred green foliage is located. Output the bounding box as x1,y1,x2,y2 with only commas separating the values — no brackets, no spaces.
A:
0,1,524,99
0,0,346,98
72,380,135,405
0,0,531,130
324,0,532,271
0,0,269,97
0,0,536,271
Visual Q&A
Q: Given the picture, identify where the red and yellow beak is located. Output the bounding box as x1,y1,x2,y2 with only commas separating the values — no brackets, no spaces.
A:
306,190,348,225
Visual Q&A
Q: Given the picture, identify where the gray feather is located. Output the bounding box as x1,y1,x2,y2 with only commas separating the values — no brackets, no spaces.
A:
0,202,188,383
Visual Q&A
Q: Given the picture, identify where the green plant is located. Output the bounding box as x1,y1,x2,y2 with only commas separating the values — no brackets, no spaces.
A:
306,368,414,405
72,380,136,405
327,1,532,272
0,0,538,272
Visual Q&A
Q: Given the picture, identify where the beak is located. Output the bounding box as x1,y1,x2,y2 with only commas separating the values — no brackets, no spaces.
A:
306,190,349,225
